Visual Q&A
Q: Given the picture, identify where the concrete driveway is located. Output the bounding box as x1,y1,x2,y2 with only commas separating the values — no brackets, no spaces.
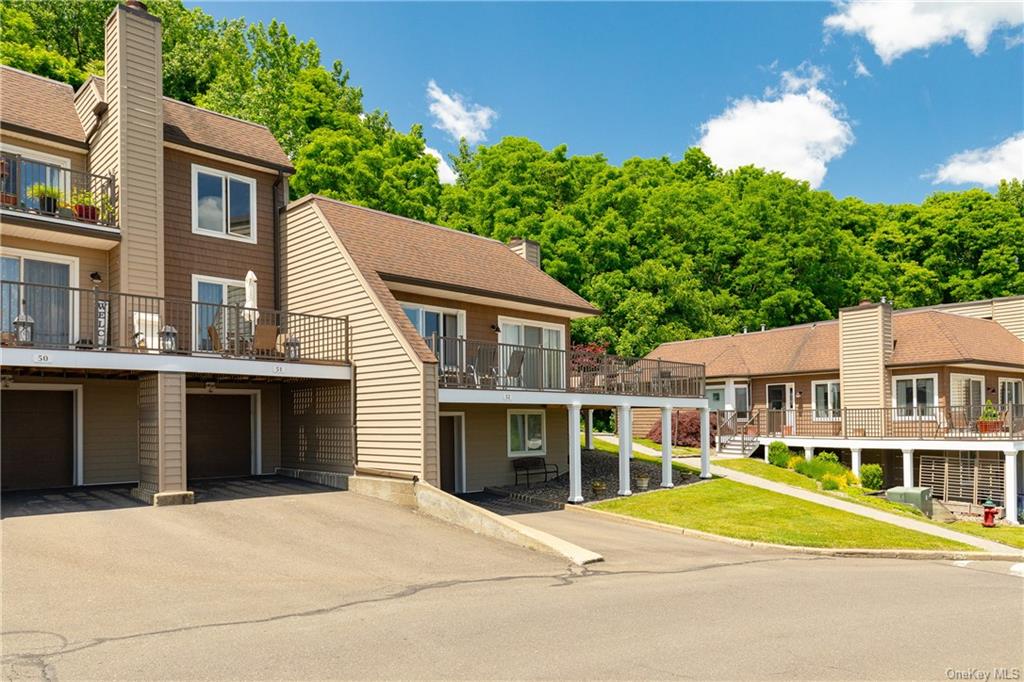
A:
3,488,1022,680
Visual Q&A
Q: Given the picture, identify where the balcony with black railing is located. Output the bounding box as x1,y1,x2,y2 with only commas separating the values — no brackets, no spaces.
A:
426,335,705,399
0,280,349,365
1,152,118,229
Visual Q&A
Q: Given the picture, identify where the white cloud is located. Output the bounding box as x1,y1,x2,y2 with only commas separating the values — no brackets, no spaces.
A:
426,80,497,145
698,64,854,188
852,56,872,78
425,146,458,185
825,1,1024,64
933,132,1024,186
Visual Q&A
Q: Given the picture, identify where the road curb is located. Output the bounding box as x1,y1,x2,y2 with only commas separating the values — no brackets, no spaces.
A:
564,504,1023,561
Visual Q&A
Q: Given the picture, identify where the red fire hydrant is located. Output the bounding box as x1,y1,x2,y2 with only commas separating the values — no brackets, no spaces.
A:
982,498,998,528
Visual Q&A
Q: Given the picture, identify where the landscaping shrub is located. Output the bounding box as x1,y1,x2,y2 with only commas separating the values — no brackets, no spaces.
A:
646,410,717,448
815,451,839,464
767,441,790,468
860,464,884,490
794,457,848,482
821,474,842,491
786,455,804,470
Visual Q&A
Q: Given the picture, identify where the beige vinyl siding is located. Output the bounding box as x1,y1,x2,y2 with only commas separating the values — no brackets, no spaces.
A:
423,364,439,485
280,380,354,474
445,404,569,491
83,380,139,483
281,202,425,477
74,79,103,140
632,408,662,439
0,235,109,290
940,298,1024,343
107,5,164,298
839,304,888,409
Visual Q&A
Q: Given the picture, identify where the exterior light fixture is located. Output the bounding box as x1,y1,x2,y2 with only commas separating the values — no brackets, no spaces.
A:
89,272,103,287
13,309,34,345
159,324,178,352
284,335,301,362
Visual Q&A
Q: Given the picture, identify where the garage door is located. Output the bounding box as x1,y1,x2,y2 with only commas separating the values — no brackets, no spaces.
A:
186,394,252,480
2,390,74,490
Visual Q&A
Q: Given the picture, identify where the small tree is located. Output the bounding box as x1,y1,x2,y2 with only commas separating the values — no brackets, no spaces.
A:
646,410,717,448
767,441,790,468
860,464,884,490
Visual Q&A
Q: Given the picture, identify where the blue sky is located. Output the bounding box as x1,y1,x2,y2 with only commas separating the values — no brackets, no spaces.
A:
192,1,1024,204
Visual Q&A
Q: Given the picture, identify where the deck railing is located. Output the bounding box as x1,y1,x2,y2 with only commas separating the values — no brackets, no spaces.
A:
0,280,348,364
426,336,705,398
1,152,118,228
752,406,1024,441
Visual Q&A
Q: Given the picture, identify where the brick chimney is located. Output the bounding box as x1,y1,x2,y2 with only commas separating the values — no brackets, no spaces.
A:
509,238,541,268
839,299,893,409
99,0,164,298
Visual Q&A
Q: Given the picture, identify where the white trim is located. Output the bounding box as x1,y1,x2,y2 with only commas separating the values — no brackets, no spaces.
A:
891,372,939,420
190,163,257,244
0,247,81,343
397,300,466,339
949,372,985,407
0,382,83,486
0,142,71,168
811,379,842,422
185,387,262,475
998,377,1024,405
439,411,467,493
0,209,122,238
507,408,547,458
439,387,707,410
0,131,86,156
191,274,248,353
0,347,352,380
497,315,567,349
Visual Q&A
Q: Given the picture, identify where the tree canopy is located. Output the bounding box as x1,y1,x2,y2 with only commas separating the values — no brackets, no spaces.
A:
4,0,1021,356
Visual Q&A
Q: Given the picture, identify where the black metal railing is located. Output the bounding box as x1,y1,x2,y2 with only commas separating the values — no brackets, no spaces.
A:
751,406,1024,441
1,152,117,228
0,280,348,364
425,335,705,398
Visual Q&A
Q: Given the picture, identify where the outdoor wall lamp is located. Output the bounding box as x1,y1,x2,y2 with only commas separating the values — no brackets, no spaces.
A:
490,324,500,334
89,272,103,286
159,325,178,352
13,307,34,345
285,335,301,362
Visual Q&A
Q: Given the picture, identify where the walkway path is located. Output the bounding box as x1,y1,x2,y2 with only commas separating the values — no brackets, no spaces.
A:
596,434,1021,554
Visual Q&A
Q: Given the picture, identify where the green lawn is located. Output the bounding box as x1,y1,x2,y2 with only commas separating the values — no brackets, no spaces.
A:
593,479,975,551
946,522,1024,550
634,437,701,457
584,436,701,474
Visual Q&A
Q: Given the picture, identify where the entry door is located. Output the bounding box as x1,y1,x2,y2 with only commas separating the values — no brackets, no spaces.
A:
2,255,73,346
186,394,252,479
1,390,74,490
766,384,794,434
439,414,464,493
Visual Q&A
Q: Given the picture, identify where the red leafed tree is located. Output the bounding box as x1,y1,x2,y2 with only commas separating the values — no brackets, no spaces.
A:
646,410,717,448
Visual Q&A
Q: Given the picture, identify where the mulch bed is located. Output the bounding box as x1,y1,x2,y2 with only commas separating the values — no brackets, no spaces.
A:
491,448,703,505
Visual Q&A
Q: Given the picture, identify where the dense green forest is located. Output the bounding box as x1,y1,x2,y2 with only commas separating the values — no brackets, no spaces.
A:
4,0,1022,355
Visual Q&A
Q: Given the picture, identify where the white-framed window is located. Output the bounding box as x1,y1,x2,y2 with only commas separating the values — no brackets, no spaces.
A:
191,164,257,243
498,316,566,390
999,378,1023,406
191,274,248,351
400,301,465,367
812,380,842,420
508,409,546,458
892,373,938,419
1,143,72,212
1,247,79,346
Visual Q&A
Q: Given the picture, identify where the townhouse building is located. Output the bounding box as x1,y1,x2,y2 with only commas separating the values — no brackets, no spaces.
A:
1,1,352,503
641,298,1024,523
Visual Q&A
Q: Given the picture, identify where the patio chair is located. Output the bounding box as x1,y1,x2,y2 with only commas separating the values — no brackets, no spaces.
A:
252,324,281,357
468,344,499,388
504,349,525,388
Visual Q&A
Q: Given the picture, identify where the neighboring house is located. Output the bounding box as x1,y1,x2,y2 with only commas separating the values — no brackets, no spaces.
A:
0,1,352,503
641,298,1024,523
280,196,711,501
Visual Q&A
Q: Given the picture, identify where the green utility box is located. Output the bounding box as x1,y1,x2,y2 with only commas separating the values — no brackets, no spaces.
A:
886,486,933,517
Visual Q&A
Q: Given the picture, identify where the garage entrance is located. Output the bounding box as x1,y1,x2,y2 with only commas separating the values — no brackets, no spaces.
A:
2,388,75,490
186,393,254,480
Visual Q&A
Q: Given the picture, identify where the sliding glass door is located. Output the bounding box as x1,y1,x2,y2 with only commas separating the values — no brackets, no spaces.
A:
2,253,74,347
499,320,564,390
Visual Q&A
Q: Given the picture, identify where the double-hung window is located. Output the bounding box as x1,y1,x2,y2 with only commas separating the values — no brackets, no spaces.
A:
812,380,841,420
192,164,256,243
893,375,937,419
508,410,545,458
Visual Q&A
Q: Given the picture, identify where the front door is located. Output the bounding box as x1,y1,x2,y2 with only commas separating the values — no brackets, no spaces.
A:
439,414,464,493
766,383,794,435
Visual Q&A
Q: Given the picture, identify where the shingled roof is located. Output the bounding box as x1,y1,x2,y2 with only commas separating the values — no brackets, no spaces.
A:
307,197,598,316
0,67,87,146
0,68,292,171
649,310,1024,378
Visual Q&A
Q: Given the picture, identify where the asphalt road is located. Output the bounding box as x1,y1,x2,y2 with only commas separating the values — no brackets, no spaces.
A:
2,485,1021,681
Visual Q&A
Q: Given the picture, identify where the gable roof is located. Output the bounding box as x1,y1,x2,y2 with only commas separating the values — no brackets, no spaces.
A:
0,67,87,147
0,68,292,172
304,196,598,316
649,310,1024,378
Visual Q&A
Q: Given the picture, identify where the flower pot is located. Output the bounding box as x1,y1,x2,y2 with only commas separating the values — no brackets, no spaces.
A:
783,425,794,436
74,204,99,222
1,192,15,207
745,425,758,436
591,481,607,496
37,196,58,214
635,476,650,492
977,420,1002,434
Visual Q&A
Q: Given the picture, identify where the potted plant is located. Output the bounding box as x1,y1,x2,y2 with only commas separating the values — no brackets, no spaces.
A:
635,474,650,492
26,183,61,214
977,400,1003,433
71,190,99,222
591,480,607,497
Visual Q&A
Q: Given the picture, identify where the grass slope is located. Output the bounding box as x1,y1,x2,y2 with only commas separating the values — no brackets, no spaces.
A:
585,436,701,475
594,479,975,551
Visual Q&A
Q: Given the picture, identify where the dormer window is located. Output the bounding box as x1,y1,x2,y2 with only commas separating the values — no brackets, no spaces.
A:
191,164,256,243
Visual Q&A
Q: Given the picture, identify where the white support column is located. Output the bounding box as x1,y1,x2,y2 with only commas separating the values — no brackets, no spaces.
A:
584,409,594,451
700,407,711,479
850,448,862,479
724,379,737,412
567,403,583,504
660,405,673,488
1004,450,1019,526
618,404,632,496
902,448,915,487
804,446,815,462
